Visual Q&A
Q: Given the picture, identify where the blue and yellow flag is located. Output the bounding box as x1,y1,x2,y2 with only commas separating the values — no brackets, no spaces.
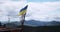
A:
18,5,28,16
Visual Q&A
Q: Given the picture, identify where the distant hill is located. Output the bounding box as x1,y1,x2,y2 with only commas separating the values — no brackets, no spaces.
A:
0,20,60,28
24,20,60,27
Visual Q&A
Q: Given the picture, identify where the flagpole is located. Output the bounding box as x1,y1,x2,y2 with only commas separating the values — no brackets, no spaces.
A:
8,15,10,23
18,5,28,32
20,13,26,32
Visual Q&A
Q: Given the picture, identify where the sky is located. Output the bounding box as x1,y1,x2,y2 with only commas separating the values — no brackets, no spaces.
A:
28,0,60,2
0,0,27,21
0,0,60,22
26,0,60,21
25,2,60,21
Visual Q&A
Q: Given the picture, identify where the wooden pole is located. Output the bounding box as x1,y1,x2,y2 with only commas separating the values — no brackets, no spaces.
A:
20,5,28,32
20,13,26,32
8,15,10,23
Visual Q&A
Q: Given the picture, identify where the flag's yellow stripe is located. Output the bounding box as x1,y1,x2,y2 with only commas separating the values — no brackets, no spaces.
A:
18,10,27,16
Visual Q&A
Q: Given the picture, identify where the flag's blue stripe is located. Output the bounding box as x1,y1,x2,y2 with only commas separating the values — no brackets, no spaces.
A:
20,5,28,12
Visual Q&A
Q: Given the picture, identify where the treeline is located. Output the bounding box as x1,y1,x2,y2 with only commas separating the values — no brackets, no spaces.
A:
0,22,6,28
0,22,21,28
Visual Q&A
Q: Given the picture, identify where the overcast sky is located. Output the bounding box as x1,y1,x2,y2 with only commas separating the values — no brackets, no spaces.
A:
0,0,60,22
0,0,27,21
26,0,60,21
26,2,60,21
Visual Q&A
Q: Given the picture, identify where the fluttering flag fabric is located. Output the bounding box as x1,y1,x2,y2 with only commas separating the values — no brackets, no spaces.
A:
18,5,28,16
18,5,28,32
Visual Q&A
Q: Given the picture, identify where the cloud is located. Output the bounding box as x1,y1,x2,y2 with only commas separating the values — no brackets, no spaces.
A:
0,16,8,21
0,1,27,21
0,0,26,1
25,2,60,21
27,0,60,2
0,1,60,21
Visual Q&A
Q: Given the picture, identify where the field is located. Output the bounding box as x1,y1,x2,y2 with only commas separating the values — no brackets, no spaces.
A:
23,25,60,32
0,20,60,32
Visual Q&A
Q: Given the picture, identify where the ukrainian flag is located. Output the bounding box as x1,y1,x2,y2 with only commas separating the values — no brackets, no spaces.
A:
18,5,28,16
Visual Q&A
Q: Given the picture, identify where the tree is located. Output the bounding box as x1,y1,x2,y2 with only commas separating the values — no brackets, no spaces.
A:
0,22,2,27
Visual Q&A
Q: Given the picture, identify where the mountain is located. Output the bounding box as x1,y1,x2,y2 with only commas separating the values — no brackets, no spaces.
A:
0,20,60,28
24,20,60,27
